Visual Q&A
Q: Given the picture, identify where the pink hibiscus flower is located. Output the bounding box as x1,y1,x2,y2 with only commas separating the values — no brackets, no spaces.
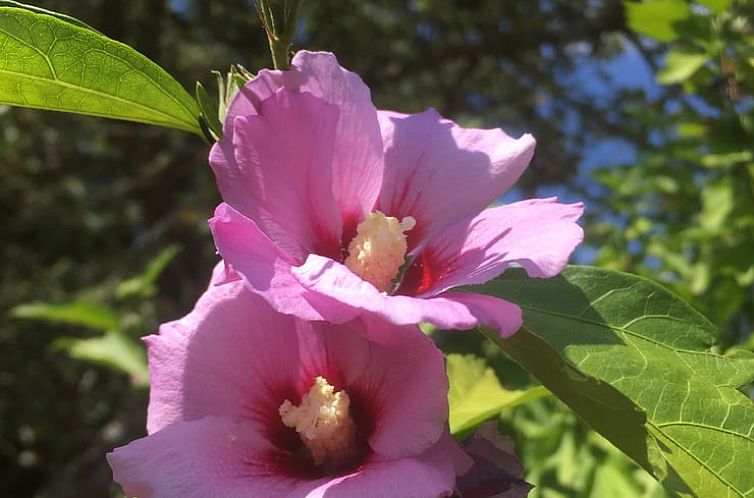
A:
209,51,584,337
107,268,471,498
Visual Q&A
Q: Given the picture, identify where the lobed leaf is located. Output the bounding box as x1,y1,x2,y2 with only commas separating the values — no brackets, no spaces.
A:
0,4,201,133
477,266,754,498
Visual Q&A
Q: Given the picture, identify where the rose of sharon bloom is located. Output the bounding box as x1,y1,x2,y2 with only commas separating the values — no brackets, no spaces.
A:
107,268,471,498
209,51,584,337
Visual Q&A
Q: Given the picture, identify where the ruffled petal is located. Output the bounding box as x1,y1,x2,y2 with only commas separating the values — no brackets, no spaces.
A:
211,90,342,260
399,198,584,296
146,274,303,436
377,109,535,250
217,51,384,236
293,255,515,331
109,417,332,498
211,203,522,332
314,433,471,498
209,202,331,322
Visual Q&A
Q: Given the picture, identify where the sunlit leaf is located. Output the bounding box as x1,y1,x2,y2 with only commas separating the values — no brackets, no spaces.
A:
0,4,201,133
0,0,101,32
195,81,222,141
116,244,181,300
699,177,733,230
477,266,754,498
55,330,149,387
657,50,708,84
447,354,548,438
11,301,120,331
624,0,692,42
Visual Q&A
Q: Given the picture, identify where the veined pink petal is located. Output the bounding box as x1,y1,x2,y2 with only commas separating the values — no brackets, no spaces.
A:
145,276,303,438
217,51,384,237
109,417,332,498
377,109,536,250
400,198,584,297
312,434,471,498
211,90,342,260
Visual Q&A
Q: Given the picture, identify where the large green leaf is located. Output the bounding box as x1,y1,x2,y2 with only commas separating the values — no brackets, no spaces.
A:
477,266,754,498
0,4,201,133
0,0,101,32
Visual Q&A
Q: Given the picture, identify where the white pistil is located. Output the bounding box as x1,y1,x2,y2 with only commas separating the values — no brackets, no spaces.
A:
344,211,416,292
279,376,358,468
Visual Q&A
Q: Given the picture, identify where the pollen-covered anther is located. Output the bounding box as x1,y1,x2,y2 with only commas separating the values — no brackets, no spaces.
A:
279,376,358,469
344,211,416,292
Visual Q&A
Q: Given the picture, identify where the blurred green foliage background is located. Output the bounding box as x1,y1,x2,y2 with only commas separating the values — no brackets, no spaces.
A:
1,0,752,497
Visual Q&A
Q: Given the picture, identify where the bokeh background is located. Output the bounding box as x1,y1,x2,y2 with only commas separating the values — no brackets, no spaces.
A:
1,0,752,497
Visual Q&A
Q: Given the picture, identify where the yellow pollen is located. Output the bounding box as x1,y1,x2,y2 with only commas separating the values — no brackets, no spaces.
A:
344,211,416,292
279,376,358,468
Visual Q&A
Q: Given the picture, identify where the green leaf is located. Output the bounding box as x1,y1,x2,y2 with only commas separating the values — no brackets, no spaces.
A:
195,81,222,141
0,5,202,134
657,50,708,84
447,354,548,437
699,177,734,230
116,244,181,300
624,0,692,42
477,266,754,498
11,301,120,331
55,330,149,387
696,0,731,14
0,0,101,32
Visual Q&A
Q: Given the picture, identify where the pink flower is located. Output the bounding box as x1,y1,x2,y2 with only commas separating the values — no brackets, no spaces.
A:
209,51,584,337
107,268,471,498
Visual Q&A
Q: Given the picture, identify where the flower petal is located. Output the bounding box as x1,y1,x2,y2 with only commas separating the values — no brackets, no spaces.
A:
109,417,331,498
313,433,471,498
439,292,523,338
399,198,584,296
377,109,536,249
293,255,517,332
209,203,332,322
212,203,522,332
211,90,343,260
217,51,384,237
146,272,304,436
296,320,449,458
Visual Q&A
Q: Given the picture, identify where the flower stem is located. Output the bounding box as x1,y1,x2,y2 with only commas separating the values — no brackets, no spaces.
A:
257,0,304,70
270,37,292,70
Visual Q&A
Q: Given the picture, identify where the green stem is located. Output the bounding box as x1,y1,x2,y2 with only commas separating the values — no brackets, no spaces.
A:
269,36,292,70
263,0,304,70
